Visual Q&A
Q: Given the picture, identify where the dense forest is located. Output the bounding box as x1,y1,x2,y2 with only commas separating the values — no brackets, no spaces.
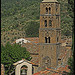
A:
1,0,73,44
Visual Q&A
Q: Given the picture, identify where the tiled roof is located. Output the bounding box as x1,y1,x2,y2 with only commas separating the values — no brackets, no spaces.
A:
25,37,39,44
57,65,70,72
58,45,72,60
33,65,70,75
13,59,37,66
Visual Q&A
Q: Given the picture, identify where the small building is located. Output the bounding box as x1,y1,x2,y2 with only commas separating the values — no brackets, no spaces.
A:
16,38,31,44
13,59,38,75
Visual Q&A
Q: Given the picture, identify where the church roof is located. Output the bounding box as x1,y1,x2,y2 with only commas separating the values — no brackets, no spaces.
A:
13,59,37,66
42,0,58,2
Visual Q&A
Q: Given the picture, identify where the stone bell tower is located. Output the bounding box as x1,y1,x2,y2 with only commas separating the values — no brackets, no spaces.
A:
39,0,61,69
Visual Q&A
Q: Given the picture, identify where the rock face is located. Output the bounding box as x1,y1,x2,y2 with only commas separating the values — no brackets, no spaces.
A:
1,64,5,75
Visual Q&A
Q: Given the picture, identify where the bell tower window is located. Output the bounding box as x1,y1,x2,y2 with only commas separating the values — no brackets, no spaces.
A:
45,37,50,43
49,20,52,26
56,8,58,12
45,37,47,43
48,37,50,43
45,20,47,27
56,4,58,12
49,7,51,14
46,7,48,14
57,37,59,42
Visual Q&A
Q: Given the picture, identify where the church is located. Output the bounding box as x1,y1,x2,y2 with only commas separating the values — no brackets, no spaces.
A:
1,0,72,75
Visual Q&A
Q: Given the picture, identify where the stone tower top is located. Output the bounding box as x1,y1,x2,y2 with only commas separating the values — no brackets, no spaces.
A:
42,0,58,2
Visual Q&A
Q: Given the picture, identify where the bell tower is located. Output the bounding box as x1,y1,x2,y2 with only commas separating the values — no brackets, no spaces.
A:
39,0,61,69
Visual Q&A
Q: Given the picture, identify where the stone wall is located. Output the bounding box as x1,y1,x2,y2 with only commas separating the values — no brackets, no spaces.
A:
39,1,61,69
39,44,59,69
1,64,5,75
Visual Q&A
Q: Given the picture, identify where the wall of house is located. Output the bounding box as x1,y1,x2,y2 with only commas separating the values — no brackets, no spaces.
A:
1,64,5,75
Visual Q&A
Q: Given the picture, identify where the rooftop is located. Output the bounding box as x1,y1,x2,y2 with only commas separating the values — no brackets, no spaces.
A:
13,59,37,66
33,65,70,75
25,37,39,44
12,37,39,44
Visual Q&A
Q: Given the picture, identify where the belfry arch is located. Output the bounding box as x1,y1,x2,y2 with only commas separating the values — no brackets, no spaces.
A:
46,7,48,14
14,61,32,75
49,7,51,14
20,65,28,75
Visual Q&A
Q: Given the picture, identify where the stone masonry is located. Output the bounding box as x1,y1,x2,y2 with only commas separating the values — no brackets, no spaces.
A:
39,0,61,69
1,64,5,75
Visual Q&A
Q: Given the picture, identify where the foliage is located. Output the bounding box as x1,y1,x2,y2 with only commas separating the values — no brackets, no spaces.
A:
1,42,31,75
68,30,74,75
68,56,74,75
25,21,40,37
1,0,73,39
68,0,74,18
67,0,74,74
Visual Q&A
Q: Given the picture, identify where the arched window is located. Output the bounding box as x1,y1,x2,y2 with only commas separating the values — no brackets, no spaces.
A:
45,20,47,27
49,7,51,14
48,37,50,43
45,37,50,43
45,37,47,43
49,20,52,26
56,7,58,12
56,4,58,12
57,37,59,42
46,7,48,14
20,65,28,75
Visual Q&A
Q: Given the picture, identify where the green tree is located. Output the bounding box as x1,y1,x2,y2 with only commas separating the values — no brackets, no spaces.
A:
68,0,74,74
26,21,40,37
1,42,31,75
68,0,74,18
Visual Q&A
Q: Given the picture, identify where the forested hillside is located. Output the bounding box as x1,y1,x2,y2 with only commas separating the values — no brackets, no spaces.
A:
1,0,73,44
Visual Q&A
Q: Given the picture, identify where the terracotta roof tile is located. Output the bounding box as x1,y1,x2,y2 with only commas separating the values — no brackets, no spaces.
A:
34,65,70,75
25,37,39,44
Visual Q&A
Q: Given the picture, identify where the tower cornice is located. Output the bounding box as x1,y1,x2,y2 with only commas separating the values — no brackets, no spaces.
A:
39,28,61,30
40,14,60,16
38,43,61,45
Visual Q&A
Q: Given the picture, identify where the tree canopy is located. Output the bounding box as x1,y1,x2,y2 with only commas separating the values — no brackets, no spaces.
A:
67,0,74,74
1,42,31,74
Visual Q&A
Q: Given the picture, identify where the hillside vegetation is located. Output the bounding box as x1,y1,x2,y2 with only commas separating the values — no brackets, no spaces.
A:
1,0,73,44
